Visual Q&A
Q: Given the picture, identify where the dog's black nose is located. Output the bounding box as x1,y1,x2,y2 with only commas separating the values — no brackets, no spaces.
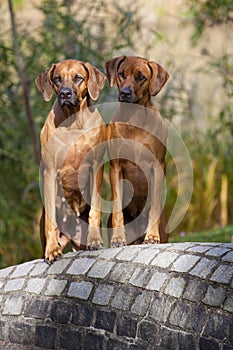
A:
60,87,72,99
120,87,132,99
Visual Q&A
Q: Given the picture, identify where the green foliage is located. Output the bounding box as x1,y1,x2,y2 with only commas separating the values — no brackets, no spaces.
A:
184,0,233,44
171,225,233,243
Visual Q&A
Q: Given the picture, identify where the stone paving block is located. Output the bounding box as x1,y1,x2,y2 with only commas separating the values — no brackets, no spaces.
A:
92,284,114,305
3,296,24,315
171,254,200,272
189,258,219,278
30,261,48,276
138,320,158,344
24,298,50,319
129,267,152,288
47,258,71,275
117,315,137,338
0,266,14,279
111,287,135,311
203,285,226,307
203,311,229,341
11,261,35,278
133,248,159,264
164,276,186,298
183,279,207,302
199,337,219,350
168,242,195,251
59,326,82,350
67,281,93,300
169,301,189,329
116,246,141,261
131,291,152,316
66,258,95,275
206,247,230,257
84,332,105,350
149,294,173,323
87,260,115,279
35,325,57,349
71,304,94,327
210,264,233,284
25,278,46,294
9,322,34,345
44,279,67,296
4,278,25,292
222,251,233,262
187,245,211,253
159,325,179,350
146,271,168,291
109,262,135,283
95,309,116,332
101,247,124,259
178,331,197,350
51,301,72,324
151,252,179,268
223,292,233,313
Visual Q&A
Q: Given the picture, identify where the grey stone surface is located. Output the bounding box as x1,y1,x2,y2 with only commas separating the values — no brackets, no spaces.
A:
0,242,232,350
146,271,168,291
92,284,114,305
171,254,200,272
66,257,95,275
67,281,93,300
4,278,25,292
87,260,115,279
44,279,67,296
25,278,46,294
164,276,186,298
189,257,219,278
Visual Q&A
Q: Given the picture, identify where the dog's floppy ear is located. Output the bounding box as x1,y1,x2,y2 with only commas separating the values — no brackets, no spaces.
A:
148,61,169,96
84,62,106,101
104,56,126,88
35,64,56,102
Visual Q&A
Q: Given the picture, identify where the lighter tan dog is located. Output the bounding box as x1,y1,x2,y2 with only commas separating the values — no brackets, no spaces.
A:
105,55,169,246
36,59,106,263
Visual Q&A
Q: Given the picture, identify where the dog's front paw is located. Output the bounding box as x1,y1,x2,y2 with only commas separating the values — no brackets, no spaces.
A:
87,227,103,250
144,229,160,244
45,236,63,264
111,227,126,247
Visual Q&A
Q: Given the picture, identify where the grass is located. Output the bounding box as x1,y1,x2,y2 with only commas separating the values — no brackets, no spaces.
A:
170,225,233,243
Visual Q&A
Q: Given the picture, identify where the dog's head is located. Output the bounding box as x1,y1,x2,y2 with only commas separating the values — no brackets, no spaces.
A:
105,56,169,104
36,59,106,111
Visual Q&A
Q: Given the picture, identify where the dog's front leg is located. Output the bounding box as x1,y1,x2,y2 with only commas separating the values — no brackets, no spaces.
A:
87,161,104,250
109,159,126,247
43,167,62,263
144,160,165,244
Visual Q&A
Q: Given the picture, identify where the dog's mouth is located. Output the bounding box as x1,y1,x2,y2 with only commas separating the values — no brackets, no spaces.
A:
60,100,79,107
118,95,138,103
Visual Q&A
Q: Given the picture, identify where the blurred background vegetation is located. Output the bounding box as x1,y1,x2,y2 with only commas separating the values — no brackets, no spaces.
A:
0,0,232,268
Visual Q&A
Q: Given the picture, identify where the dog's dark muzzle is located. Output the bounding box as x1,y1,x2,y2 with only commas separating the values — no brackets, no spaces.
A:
119,87,138,103
59,87,79,107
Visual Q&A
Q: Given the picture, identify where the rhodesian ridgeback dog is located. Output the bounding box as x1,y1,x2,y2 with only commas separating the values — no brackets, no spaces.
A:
36,59,106,263
105,55,169,246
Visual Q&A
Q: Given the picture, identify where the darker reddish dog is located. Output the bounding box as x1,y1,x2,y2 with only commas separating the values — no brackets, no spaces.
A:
36,59,106,263
105,55,169,246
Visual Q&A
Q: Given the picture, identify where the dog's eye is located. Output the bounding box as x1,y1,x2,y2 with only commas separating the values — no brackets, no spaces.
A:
53,75,62,84
73,74,83,83
136,74,146,82
118,71,125,79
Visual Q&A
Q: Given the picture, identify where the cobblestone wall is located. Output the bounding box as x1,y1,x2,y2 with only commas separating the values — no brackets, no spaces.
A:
0,242,233,350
